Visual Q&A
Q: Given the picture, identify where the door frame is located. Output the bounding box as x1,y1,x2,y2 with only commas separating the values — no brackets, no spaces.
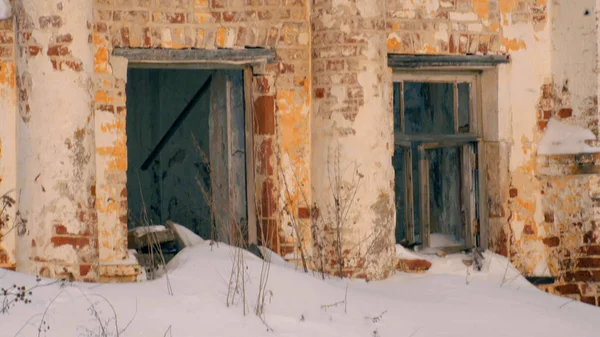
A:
124,59,260,246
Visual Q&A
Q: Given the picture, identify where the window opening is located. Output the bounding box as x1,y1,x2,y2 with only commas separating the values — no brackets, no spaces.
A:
393,72,481,252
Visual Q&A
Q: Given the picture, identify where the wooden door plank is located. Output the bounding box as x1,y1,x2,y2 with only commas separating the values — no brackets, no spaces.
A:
418,146,430,248
228,70,248,246
404,148,415,244
210,72,231,243
244,67,257,245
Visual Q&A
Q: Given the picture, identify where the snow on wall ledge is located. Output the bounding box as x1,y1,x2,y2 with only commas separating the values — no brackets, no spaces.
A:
0,0,11,20
538,119,600,155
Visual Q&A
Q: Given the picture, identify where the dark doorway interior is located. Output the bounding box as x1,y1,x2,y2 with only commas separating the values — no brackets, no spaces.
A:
125,68,247,242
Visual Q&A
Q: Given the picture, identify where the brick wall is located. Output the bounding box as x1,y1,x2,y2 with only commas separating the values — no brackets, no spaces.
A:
385,0,547,55
535,153,600,306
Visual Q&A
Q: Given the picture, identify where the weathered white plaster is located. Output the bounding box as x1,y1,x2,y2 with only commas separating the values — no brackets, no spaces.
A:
506,21,552,171
551,0,597,127
311,1,395,279
15,0,97,278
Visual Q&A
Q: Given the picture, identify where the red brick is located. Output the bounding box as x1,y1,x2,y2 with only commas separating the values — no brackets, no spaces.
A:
259,219,279,253
558,108,572,118
397,259,432,273
543,110,552,119
168,13,185,24
47,44,70,56
0,31,13,44
0,250,9,264
278,62,294,74
0,45,12,57
523,224,535,235
51,59,83,72
315,88,325,98
554,284,580,295
564,270,592,282
581,296,596,306
254,76,271,95
449,34,457,54
258,138,274,175
51,236,90,249
355,272,368,279
261,178,276,218
55,224,69,235
98,104,115,114
95,22,108,33
80,264,91,276
55,34,73,43
28,45,41,56
121,27,130,46
223,11,240,22
542,236,560,247
143,27,151,47
580,245,600,256
298,207,310,219
39,15,63,29
537,120,548,130
211,0,226,8
0,19,13,30
478,35,488,54
577,257,600,269
458,34,469,54
254,95,275,135
542,84,552,98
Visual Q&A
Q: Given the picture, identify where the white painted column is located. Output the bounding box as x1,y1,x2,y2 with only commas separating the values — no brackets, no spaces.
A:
15,0,98,281
0,14,17,269
310,0,396,280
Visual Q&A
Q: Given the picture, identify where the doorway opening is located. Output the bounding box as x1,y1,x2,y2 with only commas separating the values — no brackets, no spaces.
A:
125,67,252,245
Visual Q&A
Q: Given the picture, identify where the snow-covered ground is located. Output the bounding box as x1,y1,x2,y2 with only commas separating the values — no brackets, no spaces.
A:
2,238,600,337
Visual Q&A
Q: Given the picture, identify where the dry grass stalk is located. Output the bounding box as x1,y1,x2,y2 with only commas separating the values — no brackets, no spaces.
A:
134,173,173,296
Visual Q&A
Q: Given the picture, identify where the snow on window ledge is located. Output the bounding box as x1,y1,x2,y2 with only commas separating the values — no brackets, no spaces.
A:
537,118,600,156
0,0,12,20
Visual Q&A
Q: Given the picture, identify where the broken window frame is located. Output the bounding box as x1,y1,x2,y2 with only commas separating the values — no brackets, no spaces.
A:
392,70,484,252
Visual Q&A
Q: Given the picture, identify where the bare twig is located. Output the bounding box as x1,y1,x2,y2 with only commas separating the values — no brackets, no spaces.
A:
365,310,388,323
118,299,138,335
163,325,173,337
259,314,274,332
409,327,423,337
192,134,251,315
278,165,309,273
344,283,348,314
320,300,345,311
559,298,576,309
37,290,64,337
135,173,173,296
500,254,511,287
13,313,43,336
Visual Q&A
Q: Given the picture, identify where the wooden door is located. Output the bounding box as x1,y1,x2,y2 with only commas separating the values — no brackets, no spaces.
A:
209,70,248,245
